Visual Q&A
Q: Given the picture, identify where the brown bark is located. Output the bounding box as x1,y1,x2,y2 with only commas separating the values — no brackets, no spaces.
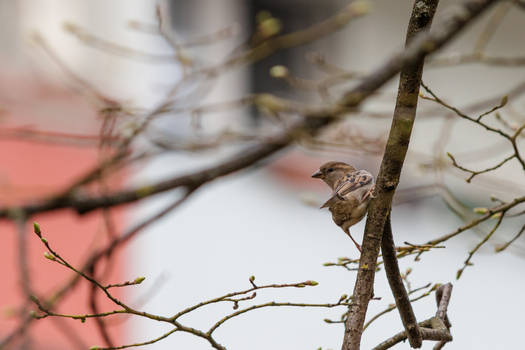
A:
373,283,453,350
379,0,440,347
341,1,497,349
382,217,423,347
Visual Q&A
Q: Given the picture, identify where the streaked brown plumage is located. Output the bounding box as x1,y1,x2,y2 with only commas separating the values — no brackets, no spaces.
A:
312,161,375,252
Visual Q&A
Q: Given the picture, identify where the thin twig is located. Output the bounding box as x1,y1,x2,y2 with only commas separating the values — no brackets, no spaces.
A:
421,82,525,170
424,195,525,246
456,212,505,279
363,283,433,331
373,284,453,350
447,152,515,183
495,223,525,252
98,328,178,350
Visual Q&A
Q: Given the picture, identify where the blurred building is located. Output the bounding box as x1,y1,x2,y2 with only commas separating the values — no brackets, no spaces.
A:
0,1,159,349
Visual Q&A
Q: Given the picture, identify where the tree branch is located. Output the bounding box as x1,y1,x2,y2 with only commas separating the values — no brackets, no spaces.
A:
425,195,525,246
378,0,441,347
342,1,498,349
363,283,434,332
343,0,440,348
373,283,453,350
382,217,423,347
30,225,344,350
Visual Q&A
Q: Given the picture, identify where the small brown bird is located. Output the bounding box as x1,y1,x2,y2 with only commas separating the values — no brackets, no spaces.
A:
312,161,375,252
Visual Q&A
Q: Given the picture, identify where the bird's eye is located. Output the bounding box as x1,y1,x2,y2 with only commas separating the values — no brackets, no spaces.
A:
327,168,334,172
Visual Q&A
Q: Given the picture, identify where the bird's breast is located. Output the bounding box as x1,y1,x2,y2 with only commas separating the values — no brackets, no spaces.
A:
328,197,368,227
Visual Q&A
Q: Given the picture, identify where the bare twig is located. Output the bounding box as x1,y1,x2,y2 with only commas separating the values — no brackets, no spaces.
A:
495,223,525,252
421,82,525,170
63,22,177,63
456,212,505,279
12,213,32,347
89,267,115,348
430,54,525,67
425,195,525,246
16,215,32,299
29,226,343,350
363,283,434,331
447,152,515,183
373,283,453,350
98,328,178,350
474,2,512,54
0,194,192,348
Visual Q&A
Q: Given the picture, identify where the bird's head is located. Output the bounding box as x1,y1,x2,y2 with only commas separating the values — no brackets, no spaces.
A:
312,161,356,188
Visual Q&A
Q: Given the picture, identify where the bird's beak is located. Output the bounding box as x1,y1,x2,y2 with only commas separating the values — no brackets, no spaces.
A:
311,170,323,178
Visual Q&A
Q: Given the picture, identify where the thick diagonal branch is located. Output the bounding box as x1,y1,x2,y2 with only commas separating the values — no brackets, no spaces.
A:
341,1,497,349
379,0,440,348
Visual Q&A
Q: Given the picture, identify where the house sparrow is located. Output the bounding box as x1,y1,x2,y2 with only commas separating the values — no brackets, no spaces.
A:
312,161,375,252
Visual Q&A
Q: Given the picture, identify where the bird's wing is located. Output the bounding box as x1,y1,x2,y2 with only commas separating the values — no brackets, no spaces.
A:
320,170,375,209
334,170,374,199
320,195,338,209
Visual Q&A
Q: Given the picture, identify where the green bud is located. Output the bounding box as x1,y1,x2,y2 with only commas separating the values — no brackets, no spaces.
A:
33,222,41,236
136,186,154,198
473,207,488,214
44,252,55,261
269,65,288,78
256,10,272,23
500,95,508,107
305,280,318,286
249,275,255,282
41,238,48,244
29,310,37,318
349,0,371,15
258,17,282,38
133,277,146,284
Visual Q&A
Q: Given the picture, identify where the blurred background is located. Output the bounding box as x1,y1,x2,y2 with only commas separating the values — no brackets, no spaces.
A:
1,0,524,349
